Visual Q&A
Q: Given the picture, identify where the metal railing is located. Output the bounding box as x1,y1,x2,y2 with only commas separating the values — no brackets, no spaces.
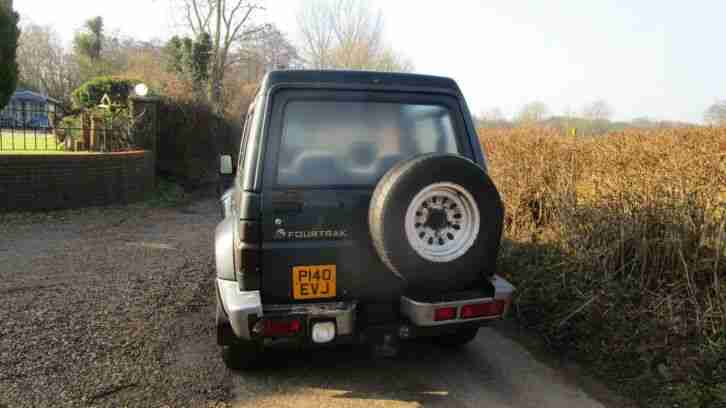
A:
0,107,132,152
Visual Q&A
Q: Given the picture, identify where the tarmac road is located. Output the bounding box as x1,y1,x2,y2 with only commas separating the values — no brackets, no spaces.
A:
225,326,610,408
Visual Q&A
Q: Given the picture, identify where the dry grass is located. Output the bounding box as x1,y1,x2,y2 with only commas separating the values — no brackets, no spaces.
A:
481,127,726,407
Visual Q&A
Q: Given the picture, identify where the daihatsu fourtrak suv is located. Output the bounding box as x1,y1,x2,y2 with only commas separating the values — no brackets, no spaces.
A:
215,70,514,369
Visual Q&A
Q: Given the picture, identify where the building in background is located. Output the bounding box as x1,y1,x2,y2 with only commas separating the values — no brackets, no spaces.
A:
0,90,61,128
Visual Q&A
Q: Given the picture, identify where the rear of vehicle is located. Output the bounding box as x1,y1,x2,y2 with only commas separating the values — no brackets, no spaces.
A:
215,71,514,368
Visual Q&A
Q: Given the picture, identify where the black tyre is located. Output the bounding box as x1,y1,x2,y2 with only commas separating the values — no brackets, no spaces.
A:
369,154,503,293
221,341,263,370
217,298,263,370
433,328,479,348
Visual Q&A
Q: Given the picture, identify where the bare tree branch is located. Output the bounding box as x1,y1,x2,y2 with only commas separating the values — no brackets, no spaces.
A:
296,0,412,72
171,0,267,114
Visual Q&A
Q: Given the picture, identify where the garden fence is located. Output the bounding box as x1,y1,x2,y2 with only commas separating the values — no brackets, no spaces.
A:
0,107,137,152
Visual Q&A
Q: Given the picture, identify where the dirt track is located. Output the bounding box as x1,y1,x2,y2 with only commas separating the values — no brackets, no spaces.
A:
0,198,625,407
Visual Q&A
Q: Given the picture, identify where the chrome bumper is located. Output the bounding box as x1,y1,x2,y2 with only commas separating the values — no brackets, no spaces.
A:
217,278,356,340
262,302,356,336
217,279,263,340
400,275,515,327
219,275,514,339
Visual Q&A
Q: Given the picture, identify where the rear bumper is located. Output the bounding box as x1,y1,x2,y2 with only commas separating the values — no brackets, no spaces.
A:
217,279,262,340
401,275,515,326
217,275,515,342
217,278,356,341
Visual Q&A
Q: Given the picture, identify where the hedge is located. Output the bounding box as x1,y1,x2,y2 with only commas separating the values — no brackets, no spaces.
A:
71,77,142,109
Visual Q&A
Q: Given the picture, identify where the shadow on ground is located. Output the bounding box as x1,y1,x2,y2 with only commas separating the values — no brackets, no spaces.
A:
231,334,514,407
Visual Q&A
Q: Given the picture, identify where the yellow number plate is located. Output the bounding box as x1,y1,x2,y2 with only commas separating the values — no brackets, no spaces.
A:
292,265,336,300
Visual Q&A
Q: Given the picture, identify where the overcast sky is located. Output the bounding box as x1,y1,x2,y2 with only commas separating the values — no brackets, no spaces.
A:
13,0,726,123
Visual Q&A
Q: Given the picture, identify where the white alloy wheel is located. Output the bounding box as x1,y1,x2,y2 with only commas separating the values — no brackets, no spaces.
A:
404,182,480,263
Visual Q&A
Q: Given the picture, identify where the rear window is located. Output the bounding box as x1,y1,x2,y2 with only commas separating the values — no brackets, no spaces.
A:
277,100,460,186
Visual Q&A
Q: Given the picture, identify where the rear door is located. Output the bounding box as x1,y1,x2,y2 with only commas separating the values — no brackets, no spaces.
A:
258,89,474,304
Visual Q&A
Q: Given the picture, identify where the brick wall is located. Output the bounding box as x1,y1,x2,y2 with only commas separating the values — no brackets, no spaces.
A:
0,151,155,211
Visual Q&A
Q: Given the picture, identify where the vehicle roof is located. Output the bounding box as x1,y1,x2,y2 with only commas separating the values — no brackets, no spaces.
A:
260,70,462,93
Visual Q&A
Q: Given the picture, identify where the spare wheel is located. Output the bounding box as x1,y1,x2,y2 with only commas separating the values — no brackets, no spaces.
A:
368,154,504,293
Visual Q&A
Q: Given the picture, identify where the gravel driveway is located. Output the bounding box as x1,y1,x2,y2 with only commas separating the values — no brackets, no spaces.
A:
0,198,624,407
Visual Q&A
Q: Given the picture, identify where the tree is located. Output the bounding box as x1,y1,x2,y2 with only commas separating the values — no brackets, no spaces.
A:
480,107,505,122
190,33,212,84
631,117,656,129
16,23,82,106
164,36,186,74
0,0,20,110
163,33,212,99
296,0,413,72
241,24,300,72
73,16,123,80
173,0,267,114
477,108,510,128
517,101,548,124
74,16,104,61
704,100,726,126
582,99,614,121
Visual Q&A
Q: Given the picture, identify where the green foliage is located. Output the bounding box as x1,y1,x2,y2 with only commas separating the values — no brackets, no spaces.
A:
164,36,185,74
144,177,189,208
73,16,103,60
157,99,239,187
0,4,20,110
71,76,141,109
60,115,81,128
190,33,211,84
162,33,211,98
72,16,120,81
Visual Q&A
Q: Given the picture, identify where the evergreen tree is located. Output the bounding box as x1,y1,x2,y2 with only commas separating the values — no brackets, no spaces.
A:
0,0,20,110
163,33,212,101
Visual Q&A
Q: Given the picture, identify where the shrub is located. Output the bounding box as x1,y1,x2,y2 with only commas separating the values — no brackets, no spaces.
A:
481,127,726,407
71,76,143,109
157,99,240,187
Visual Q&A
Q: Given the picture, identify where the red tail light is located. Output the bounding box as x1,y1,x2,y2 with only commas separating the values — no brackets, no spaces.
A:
434,307,457,321
261,319,302,337
460,300,505,319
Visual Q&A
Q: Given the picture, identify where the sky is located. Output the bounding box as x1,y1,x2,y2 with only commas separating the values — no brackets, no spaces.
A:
13,0,726,123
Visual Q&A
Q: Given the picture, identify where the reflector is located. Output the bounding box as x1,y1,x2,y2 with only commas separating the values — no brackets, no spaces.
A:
460,300,505,319
434,307,457,321
262,319,302,336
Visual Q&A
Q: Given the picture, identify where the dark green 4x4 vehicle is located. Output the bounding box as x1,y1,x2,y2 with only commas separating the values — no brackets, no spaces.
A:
215,70,514,369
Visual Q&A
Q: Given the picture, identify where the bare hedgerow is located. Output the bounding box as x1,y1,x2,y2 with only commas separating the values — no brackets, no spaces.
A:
481,127,726,407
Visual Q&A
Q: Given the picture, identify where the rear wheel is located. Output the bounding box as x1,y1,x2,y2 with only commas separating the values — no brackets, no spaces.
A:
217,298,263,370
221,341,263,370
433,327,479,348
